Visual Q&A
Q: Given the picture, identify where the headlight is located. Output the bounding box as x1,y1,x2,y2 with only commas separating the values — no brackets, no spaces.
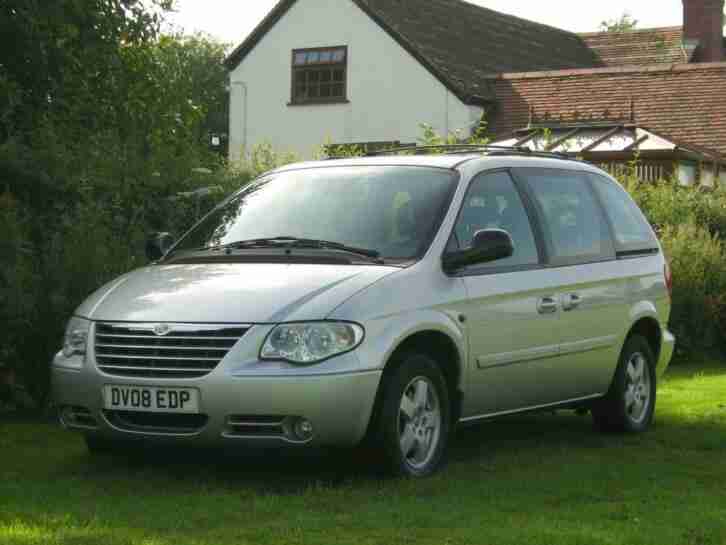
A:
62,317,90,358
260,322,364,365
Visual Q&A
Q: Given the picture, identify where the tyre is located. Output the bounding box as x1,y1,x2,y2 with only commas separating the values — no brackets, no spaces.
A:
376,353,451,477
592,335,656,433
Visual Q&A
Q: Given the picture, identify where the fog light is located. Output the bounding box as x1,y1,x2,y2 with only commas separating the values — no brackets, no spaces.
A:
60,406,75,425
293,418,314,441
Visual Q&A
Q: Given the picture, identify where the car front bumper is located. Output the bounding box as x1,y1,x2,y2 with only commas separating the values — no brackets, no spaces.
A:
51,355,381,448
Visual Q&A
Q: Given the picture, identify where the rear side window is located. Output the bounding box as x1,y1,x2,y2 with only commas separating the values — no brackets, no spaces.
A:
589,174,659,255
515,168,615,266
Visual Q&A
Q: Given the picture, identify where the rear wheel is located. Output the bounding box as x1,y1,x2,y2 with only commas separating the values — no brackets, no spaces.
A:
376,354,451,477
592,335,656,433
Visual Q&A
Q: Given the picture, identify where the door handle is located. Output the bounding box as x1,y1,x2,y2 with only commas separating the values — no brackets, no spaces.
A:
537,296,558,314
562,293,582,312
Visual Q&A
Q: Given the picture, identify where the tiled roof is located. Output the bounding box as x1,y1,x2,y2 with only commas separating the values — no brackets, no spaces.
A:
356,0,601,100
579,27,692,67
488,63,726,157
225,0,601,103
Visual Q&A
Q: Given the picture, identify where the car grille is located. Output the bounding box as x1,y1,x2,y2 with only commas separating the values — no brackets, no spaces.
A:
94,323,249,379
104,410,208,434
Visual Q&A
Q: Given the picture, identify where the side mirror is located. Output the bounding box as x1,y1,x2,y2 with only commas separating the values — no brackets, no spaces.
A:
442,229,514,274
145,232,175,262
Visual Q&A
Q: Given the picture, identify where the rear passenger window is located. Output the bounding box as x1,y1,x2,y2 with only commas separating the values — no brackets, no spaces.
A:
452,171,539,270
589,174,658,254
515,169,615,266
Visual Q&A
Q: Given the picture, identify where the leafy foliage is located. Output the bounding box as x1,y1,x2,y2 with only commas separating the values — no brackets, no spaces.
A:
599,12,638,33
0,1,244,408
618,174,726,357
659,222,726,354
600,11,639,32
418,119,490,148
628,183,726,241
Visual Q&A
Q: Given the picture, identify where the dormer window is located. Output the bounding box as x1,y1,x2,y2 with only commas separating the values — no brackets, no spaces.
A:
290,46,348,105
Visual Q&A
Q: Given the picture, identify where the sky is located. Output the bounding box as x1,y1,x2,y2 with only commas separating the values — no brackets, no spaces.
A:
166,0,686,47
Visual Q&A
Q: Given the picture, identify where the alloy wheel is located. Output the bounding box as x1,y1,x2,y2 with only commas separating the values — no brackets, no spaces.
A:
398,376,442,471
624,352,651,424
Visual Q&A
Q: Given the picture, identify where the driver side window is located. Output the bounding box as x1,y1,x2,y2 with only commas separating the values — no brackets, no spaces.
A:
452,171,539,269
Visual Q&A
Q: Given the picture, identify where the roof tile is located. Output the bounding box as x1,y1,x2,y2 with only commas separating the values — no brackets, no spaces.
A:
358,0,601,99
488,63,726,157
579,27,690,67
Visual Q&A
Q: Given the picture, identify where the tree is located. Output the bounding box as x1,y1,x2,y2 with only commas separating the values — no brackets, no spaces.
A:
148,34,230,155
600,12,638,33
0,0,173,144
0,1,237,408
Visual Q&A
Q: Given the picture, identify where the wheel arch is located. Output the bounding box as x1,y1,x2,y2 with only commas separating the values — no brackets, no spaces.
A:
627,317,662,363
386,329,463,391
364,325,466,441
626,300,663,364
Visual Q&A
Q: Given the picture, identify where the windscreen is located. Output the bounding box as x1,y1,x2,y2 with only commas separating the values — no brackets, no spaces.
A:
173,166,458,261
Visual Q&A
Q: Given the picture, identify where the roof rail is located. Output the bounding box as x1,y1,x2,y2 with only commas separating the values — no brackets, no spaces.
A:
365,144,574,161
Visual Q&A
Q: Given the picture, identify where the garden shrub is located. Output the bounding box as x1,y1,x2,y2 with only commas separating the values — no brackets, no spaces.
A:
658,221,726,354
625,180,726,239
0,161,251,408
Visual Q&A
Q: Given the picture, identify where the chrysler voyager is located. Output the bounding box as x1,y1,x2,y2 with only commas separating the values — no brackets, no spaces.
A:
52,148,675,477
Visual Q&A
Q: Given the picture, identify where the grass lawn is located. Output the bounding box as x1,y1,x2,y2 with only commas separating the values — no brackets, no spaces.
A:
2,360,726,545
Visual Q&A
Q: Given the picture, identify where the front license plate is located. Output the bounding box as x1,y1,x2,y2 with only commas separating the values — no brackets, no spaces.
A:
103,385,200,414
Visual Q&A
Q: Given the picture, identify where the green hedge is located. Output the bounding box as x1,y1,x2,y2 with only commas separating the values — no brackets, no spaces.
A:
0,166,251,408
628,182,726,240
626,181,726,357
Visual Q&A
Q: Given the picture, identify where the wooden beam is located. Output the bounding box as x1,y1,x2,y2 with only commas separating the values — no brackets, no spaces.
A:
581,126,623,153
545,128,581,152
514,131,537,147
624,135,650,152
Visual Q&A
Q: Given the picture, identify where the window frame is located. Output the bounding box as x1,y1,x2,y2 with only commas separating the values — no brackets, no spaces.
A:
587,173,660,259
512,167,617,268
442,168,547,277
289,45,349,106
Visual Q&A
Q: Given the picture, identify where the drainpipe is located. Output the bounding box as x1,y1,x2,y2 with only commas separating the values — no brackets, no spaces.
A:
445,89,450,137
230,81,248,159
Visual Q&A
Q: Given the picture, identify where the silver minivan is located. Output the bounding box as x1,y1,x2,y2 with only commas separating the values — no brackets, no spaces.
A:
52,149,675,477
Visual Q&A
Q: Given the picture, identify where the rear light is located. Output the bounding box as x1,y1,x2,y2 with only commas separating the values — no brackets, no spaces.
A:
664,261,673,300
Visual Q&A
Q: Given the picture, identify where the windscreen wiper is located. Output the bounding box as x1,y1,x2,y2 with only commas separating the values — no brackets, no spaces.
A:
218,237,383,262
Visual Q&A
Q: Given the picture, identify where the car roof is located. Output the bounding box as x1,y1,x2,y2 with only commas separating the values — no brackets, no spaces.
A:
270,154,476,172
269,152,599,175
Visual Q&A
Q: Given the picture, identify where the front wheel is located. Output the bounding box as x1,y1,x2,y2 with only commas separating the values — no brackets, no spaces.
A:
592,335,657,433
376,354,451,477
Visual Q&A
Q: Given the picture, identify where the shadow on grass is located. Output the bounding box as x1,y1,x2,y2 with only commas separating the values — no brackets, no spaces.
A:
46,411,656,492
10,362,726,496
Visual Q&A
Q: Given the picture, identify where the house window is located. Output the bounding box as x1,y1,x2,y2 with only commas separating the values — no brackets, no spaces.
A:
291,46,347,105
678,162,697,187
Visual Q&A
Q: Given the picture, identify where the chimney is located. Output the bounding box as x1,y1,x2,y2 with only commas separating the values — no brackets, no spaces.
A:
683,0,725,62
